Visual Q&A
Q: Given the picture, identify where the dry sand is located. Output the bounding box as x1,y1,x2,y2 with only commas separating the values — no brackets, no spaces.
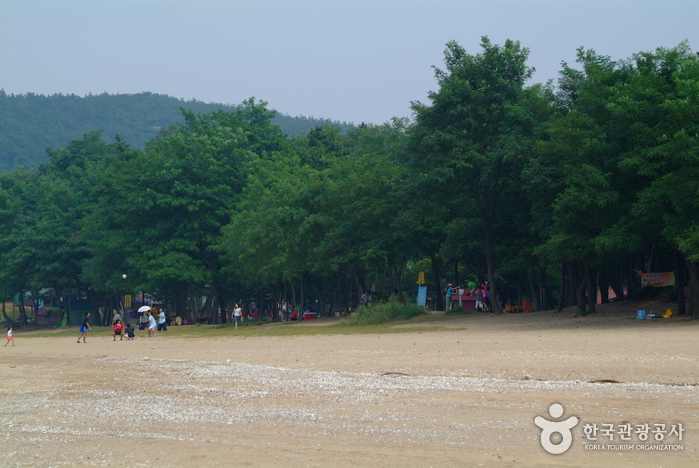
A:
1,300,697,467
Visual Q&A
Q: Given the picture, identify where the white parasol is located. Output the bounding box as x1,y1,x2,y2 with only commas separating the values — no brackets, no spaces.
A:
138,305,151,313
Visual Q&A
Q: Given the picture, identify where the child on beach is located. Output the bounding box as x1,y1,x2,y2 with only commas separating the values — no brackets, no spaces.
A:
125,323,135,340
147,311,157,337
157,309,169,336
77,312,92,343
112,319,125,341
138,312,147,337
4,327,13,347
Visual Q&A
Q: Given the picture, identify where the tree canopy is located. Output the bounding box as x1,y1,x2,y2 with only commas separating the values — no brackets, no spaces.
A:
1,38,698,326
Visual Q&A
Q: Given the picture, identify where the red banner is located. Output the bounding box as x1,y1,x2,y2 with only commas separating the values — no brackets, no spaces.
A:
641,272,675,287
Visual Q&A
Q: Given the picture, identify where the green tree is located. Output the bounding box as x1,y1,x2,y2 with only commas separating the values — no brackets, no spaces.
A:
616,43,699,317
410,37,547,313
85,100,286,322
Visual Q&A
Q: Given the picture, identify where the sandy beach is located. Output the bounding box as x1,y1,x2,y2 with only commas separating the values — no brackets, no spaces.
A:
1,300,697,467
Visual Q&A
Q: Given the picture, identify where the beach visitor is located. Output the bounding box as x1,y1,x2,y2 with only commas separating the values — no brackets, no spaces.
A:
112,319,125,341
4,327,14,347
157,309,169,335
360,292,370,307
475,285,485,312
147,311,157,337
77,312,92,343
138,312,148,337
233,303,242,330
125,323,135,340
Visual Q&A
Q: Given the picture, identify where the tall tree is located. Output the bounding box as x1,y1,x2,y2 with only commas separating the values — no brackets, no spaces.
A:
617,43,699,317
85,100,286,322
410,37,547,312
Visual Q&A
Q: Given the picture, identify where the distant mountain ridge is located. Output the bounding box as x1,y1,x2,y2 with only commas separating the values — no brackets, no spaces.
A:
0,91,352,173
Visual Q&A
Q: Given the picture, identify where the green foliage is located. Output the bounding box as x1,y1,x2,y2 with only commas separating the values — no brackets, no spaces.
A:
213,317,281,328
346,300,426,326
1,39,699,322
444,307,473,316
409,36,553,311
0,91,351,173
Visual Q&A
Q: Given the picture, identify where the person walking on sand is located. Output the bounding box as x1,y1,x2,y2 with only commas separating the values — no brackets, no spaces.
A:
4,327,14,347
138,311,148,337
147,311,157,337
157,309,169,336
77,312,92,343
233,303,242,330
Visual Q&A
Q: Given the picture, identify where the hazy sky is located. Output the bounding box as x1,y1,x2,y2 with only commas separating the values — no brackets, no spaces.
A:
2,0,697,125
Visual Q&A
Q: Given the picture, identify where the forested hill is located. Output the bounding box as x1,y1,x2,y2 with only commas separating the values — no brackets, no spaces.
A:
0,91,352,173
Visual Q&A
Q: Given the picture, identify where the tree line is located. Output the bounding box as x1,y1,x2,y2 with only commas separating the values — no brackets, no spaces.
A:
1,37,698,325
0,91,352,173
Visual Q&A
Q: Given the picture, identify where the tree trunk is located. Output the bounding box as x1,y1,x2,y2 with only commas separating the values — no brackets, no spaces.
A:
575,263,586,314
299,271,305,319
598,268,609,304
627,258,640,300
453,260,460,291
216,283,227,324
19,294,27,326
212,295,220,324
54,284,62,326
189,282,199,322
177,287,191,323
330,277,337,318
31,288,40,328
675,251,686,316
538,263,548,311
104,294,113,326
202,295,214,323
2,299,13,325
320,278,327,318
353,268,362,306
430,252,444,312
67,278,73,326
482,216,503,314
394,262,407,304
687,260,699,320
585,264,596,314
557,262,566,312
569,262,579,308
527,268,539,311
290,279,297,317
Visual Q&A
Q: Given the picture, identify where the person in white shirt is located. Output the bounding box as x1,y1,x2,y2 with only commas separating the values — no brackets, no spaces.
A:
157,309,169,336
233,304,242,330
147,311,157,337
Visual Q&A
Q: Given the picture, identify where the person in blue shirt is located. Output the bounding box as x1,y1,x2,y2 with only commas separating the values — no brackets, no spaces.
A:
77,312,92,343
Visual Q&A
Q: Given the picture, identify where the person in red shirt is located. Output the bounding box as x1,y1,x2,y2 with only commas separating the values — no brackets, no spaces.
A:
112,319,125,341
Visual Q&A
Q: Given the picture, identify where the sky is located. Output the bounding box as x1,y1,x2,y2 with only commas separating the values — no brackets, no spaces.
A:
2,0,698,125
